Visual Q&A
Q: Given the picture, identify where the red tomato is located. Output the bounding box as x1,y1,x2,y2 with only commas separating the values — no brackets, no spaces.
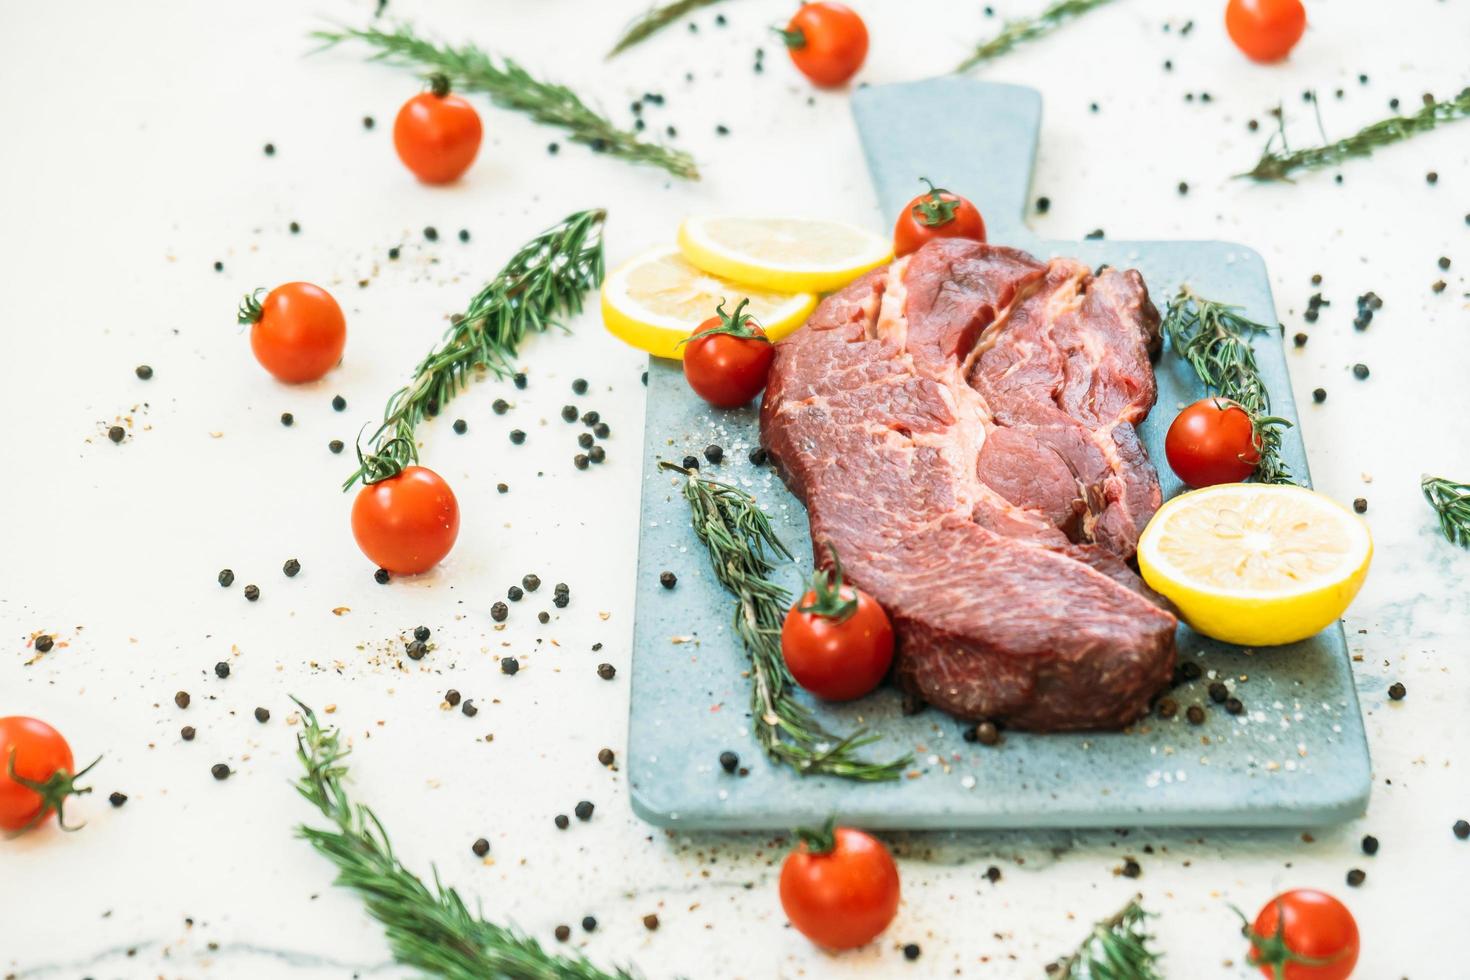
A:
681,299,774,409
0,716,96,834
780,3,869,88
1165,398,1261,488
351,465,460,575
237,282,346,384
893,178,986,257
1226,0,1306,63
1247,889,1359,980
781,549,894,701
780,822,900,949
393,75,483,184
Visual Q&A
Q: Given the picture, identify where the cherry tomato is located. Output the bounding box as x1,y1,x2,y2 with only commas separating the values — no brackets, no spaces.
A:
681,299,774,409
351,465,460,575
780,2,869,88
781,549,894,701
237,282,346,384
0,716,96,834
1247,889,1359,980
1226,0,1306,63
893,178,987,257
393,74,483,184
1165,398,1260,488
780,821,900,949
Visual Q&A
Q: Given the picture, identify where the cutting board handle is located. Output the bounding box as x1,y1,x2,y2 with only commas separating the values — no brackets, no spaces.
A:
852,77,1042,249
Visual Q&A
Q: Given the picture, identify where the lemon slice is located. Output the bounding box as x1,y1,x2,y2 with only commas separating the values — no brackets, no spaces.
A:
601,246,816,360
678,215,892,294
1137,484,1372,647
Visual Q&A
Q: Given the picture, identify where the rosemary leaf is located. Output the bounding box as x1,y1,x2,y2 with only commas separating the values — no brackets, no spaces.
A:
1243,87,1470,182
661,462,911,781
345,209,606,490
609,0,727,58
312,25,699,180
1422,476,1470,548
1161,286,1295,486
291,700,637,980
1047,898,1163,979
955,0,1114,72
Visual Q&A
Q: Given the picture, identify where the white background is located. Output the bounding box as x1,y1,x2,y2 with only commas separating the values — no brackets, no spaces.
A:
2,0,1468,976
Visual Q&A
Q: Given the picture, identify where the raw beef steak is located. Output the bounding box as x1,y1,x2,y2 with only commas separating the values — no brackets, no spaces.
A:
759,239,1178,731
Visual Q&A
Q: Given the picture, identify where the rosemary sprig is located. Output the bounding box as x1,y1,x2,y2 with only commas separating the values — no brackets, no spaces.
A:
1422,476,1470,548
344,209,606,490
312,25,699,180
609,0,727,58
1162,286,1294,486
1243,87,1470,181
661,462,910,780
292,700,636,980
1046,898,1163,979
955,0,1115,72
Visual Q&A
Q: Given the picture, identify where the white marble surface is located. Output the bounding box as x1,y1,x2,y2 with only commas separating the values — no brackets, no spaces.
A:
2,0,1468,976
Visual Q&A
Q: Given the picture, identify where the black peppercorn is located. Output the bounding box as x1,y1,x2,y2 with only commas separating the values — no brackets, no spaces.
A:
244,584,260,601
445,689,461,706
537,611,550,624
462,700,478,717
1035,196,1051,213
280,412,294,426
1157,698,1178,719
508,586,524,602
329,439,344,454
1120,858,1142,878
214,661,230,679
1361,834,1379,855
719,751,738,773
1353,498,1367,513
218,568,234,588
413,625,430,642
574,800,594,821
903,944,921,961
1312,388,1327,403
554,582,569,595
1388,681,1406,700
34,635,54,653
472,838,490,857
175,691,191,709
597,663,616,680
704,444,724,464
211,763,231,780
1454,819,1469,839
598,747,615,766
572,378,589,395
1179,661,1202,681
181,725,196,741
109,791,127,807
1426,171,1438,184
554,924,571,941
1346,868,1366,887
214,260,224,272
1208,682,1229,703
510,429,526,444
749,447,769,466
406,639,427,660
513,372,528,389
588,446,606,464
1293,332,1308,348
644,913,660,930
501,657,519,675
682,454,699,469
660,571,677,589
582,916,597,933
582,410,600,426
985,865,1002,882
1225,697,1245,715
453,419,467,434
331,394,346,411
283,558,301,577
423,226,438,241
561,405,579,422
388,246,400,260
491,602,508,622
375,568,391,584
1186,704,1206,725
492,398,510,416
458,229,470,243
578,432,594,449
522,574,541,592
254,707,270,723
108,425,126,443
593,422,610,439
135,364,153,380
1352,363,1369,380
554,814,570,829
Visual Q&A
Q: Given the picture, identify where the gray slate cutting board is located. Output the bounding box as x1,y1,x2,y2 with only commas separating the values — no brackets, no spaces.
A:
626,78,1371,830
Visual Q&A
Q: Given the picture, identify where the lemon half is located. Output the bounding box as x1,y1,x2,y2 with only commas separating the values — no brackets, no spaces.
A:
601,246,815,360
678,215,892,294
1137,483,1372,647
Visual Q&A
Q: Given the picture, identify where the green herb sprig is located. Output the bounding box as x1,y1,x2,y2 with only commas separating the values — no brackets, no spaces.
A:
1162,286,1294,486
292,700,636,980
1422,476,1470,548
344,209,606,490
609,0,727,57
312,25,699,180
1243,87,1470,181
955,0,1115,72
661,462,910,780
1047,898,1163,979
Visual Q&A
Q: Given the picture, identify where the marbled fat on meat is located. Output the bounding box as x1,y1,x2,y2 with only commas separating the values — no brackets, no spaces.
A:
759,239,1178,731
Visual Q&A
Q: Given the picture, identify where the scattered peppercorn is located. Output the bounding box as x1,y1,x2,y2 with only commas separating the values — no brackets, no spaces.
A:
135,364,153,380
1225,697,1245,715
574,800,594,821
1353,498,1367,514
497,482,508,493
491,602,508,622
682,454,699,469
277,412,293,428
501,657,520,675
1361,834,1379,855
903,944,921,961
108,425,126,443
452,418,467,434
406,639,427,661
582,410,601,426
1293,333,1308,348
574,452,590,470
578,432,594,449
597,663,616,680
388,246,400,260
254,707,270,723
329,439,344,454
1346,868,1366,887
719,751,739,773
462,700,478,717
1179,661,1202,681
660,571,677,589
1388,682,1406,700
537,611,550,624
244,584,260,601
561,405,579,422
1120,859,1142,878
593,422,610,439
1312,388,1327,403
34,635,53,653
214,261,224,272
211,764,231,780
1157,698,1178,720
554,814,570,830
1454,819,1469,839
493,398,510,415
214,661,231,679
1426,171,1438,185
704,444,724,464
375,568,391,584
749,447,769,466
553,592,569,609
424,226,438,241
985,865,1002,882
598,748,615,767
175,691,191,709
471,837,490,857
510,429,526,444
582,916,597,933
1186,704,1206,725
643,913,660,930
1035,196,1051,214
554,924,571,941
1352,363,1370,380
109,791,127,807
1177,181,1189,195
283,558,301,577
513,373,528,389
